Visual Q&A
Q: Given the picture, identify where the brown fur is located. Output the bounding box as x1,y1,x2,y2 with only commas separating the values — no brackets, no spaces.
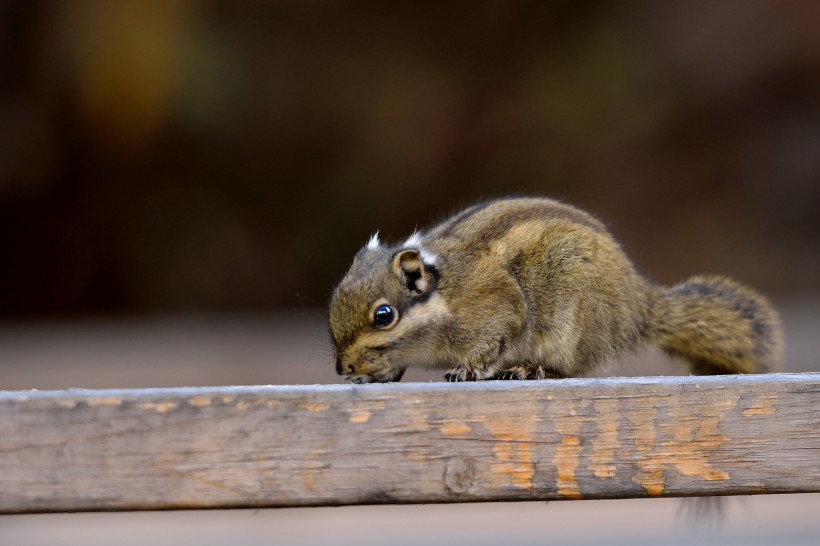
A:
328,197,784,383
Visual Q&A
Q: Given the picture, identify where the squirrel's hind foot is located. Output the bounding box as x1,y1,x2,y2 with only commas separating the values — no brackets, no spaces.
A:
444,365,478,382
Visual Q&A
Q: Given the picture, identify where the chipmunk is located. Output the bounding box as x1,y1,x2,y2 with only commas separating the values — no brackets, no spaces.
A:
328,197,783,383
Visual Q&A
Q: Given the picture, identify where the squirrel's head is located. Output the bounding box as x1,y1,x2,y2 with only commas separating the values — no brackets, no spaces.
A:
328,233,448,383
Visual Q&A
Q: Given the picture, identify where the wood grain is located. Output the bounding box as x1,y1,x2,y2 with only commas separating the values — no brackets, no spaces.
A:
1,373,819,514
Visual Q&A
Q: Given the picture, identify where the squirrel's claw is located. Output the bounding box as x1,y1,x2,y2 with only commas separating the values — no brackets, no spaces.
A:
444,365,477,382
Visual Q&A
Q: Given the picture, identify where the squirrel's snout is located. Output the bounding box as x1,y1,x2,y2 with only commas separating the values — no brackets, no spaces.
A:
335,354,354,376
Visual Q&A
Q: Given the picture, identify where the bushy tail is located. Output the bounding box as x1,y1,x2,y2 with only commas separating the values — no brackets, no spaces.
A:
652,275,784,375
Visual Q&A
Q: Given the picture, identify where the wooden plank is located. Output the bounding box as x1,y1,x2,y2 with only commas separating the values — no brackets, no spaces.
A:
1,373,819,514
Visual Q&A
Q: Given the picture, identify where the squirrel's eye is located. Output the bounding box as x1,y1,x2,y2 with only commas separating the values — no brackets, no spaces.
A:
373,304,397,329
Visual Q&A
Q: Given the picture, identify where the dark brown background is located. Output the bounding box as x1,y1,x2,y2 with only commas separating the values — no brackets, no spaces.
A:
2,1,819,544
2,0,820,320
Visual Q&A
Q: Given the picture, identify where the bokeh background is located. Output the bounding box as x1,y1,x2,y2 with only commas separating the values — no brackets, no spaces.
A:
3,0,820,320
2,1,820,544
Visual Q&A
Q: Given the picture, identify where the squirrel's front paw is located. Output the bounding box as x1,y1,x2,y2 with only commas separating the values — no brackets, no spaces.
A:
444,365,477,382
345,374,377,384
493,366,530,380
345,367,406,384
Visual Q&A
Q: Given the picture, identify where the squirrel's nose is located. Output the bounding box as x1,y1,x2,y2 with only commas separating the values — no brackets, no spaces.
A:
335,355,353,375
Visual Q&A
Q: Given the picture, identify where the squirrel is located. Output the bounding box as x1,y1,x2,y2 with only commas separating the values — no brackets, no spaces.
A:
328,197,784,383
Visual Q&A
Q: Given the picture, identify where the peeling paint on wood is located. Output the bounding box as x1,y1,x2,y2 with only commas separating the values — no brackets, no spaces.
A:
486,418,536,490
743,394,778,416
348,410,371,423
86,398,123,407
554,404,584,499
136,401,178,413
188,396,212,407
439,421,472,435
589,398,619,478
0,373,819,514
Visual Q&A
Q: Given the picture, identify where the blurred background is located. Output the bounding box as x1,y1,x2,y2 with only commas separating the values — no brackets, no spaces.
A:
2,0,819,544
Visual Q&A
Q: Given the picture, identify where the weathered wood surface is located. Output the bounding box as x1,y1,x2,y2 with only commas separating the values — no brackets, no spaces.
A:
1,373,818,514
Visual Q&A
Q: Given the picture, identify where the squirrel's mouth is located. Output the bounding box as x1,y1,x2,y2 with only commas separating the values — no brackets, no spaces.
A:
338,357,406,383
345,368,404,383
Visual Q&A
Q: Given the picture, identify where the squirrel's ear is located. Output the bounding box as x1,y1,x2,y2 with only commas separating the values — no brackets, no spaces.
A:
393,249,430,294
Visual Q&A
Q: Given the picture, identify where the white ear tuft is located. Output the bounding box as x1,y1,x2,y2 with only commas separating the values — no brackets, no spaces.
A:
366,231,381,250
419,248,438,266
403,231,422,248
